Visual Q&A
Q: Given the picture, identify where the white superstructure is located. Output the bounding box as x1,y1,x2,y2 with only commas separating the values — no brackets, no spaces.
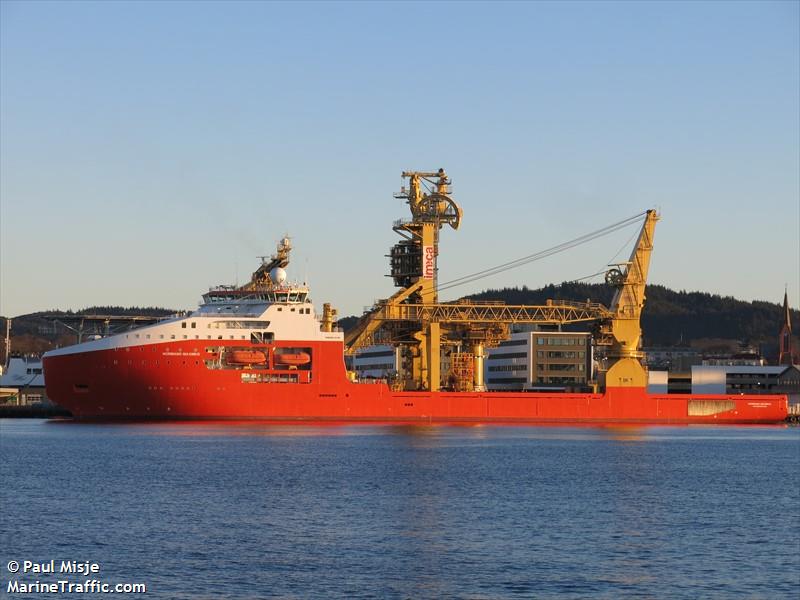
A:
45,282,341,358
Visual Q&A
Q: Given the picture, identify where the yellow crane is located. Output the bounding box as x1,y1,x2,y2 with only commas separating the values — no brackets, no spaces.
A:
602,209,659,388
342,170,659,393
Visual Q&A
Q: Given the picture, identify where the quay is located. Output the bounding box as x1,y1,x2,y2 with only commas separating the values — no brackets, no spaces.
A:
0,404,71,418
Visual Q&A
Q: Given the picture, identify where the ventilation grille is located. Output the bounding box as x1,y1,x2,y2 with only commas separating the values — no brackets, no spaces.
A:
688,400,735,416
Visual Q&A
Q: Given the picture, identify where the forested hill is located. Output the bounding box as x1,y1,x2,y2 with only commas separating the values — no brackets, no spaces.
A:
5,291,798,358
464,283,798,347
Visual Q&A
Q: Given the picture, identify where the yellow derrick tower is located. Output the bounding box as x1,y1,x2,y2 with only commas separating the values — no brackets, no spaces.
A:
390,169,461,304
388,169,462,389
343,169,658,394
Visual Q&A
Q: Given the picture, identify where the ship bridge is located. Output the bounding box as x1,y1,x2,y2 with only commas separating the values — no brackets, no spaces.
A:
199,237,311,315
201,286,310,306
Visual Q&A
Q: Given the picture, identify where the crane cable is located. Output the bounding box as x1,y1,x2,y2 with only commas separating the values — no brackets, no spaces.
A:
428,210,648,295
569,225,643,283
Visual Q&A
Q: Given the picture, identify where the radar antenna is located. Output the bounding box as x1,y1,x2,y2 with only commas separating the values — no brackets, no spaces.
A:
241,236,292,290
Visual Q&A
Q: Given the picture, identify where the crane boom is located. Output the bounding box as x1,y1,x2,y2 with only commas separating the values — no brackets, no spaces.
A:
604,209,659,388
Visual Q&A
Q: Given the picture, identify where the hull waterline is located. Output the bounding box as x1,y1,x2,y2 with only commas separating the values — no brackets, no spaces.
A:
44,340,788,424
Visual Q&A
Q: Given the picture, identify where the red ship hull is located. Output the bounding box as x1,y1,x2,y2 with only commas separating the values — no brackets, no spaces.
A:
44,339,788,424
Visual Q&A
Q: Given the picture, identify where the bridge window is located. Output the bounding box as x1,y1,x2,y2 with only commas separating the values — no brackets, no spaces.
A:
488,352,527,360
208,320,271,330
250,332,274,344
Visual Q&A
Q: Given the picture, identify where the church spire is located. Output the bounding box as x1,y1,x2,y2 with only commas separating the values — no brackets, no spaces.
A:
783,287,792,333
778,287,795,365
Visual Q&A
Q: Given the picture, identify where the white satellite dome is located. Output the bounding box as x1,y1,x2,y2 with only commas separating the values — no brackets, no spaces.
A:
270,267,287,285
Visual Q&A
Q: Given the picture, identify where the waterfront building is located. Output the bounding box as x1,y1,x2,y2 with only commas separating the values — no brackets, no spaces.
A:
648,364,799,404
692,364,798,399
485,330,593,391
352,345,400,381
0,357,48,405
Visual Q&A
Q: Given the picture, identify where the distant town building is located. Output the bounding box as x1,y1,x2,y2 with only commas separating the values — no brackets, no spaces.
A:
644,346,700,371
777,365,800,405
485,330,593,391
702,351,764,367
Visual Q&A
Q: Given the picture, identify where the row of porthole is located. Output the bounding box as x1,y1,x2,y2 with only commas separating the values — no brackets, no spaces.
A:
146,386,192,391
127,333,250,341
95,360,193,367
182,321,271,329
110,359,200,366
130,360,201,366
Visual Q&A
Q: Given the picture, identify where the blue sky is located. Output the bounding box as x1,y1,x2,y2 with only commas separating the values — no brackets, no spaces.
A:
1,0,798,318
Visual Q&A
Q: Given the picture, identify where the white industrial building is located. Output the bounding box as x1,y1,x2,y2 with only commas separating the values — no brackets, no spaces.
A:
351,345,400,381
485,330,593,391
691,365,791,395
647,364,799,405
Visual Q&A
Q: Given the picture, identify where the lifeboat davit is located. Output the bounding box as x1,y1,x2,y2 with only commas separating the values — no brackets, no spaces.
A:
274,352,311,366
226,350,268,366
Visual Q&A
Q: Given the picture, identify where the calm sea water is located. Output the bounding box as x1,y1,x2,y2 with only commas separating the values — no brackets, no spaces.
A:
1,420,798,599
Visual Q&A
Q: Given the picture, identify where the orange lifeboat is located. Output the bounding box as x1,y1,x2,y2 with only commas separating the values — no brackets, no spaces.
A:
274,352,311,366
226,350,268,366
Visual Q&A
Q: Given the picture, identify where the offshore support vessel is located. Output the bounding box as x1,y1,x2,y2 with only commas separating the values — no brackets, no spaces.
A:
43,170,788,423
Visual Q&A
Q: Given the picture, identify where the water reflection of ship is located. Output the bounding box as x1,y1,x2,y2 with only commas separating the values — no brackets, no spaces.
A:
601,426,648,442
